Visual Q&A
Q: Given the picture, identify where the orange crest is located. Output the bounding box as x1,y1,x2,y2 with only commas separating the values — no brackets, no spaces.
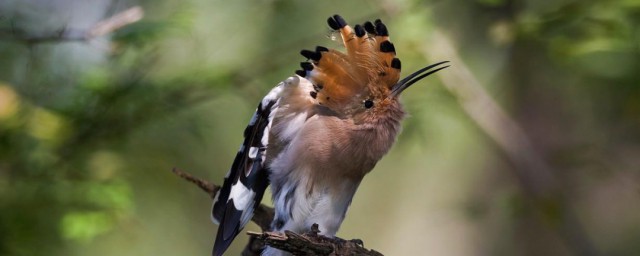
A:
296,15,402,109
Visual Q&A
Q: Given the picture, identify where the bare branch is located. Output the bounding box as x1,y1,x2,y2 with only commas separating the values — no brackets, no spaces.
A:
171,167,219,197
0,6,143,44
88,6,143,38
247,224,384,256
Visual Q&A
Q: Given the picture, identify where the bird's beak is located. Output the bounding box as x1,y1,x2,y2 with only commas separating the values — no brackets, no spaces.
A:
390,61,450,97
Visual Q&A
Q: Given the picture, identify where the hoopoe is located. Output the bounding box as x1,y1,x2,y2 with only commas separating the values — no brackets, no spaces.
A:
211,14,449,256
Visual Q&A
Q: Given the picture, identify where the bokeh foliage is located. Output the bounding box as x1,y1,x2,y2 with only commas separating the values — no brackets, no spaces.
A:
0,0,639,255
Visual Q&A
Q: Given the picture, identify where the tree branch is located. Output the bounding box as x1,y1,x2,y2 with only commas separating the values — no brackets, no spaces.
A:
247,224,384,256
0,6,143,44
171,168,384,256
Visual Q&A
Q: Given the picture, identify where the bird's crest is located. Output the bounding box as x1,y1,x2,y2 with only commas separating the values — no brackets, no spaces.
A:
296,15,402,110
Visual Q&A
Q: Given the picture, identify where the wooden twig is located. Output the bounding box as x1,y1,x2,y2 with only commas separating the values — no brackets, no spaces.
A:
247,224,384,256
171,167,219,197
87,6,144,38
0,6,143,44
171,168,384,255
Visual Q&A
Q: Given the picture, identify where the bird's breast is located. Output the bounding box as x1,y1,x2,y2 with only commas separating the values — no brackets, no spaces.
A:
268,110,400,184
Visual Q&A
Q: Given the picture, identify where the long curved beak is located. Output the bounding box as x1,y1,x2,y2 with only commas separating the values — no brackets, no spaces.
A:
390,61,450,97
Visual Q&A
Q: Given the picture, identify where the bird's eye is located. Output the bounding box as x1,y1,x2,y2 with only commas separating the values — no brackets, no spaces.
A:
364,99,374,109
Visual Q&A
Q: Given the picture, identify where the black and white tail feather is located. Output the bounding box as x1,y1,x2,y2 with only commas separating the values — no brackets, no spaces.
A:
211,84,283,256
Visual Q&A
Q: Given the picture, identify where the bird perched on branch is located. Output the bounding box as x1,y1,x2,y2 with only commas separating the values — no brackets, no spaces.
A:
211,14,449,256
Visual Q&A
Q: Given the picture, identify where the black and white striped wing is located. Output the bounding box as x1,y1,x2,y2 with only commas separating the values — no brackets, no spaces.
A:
211,85,283,256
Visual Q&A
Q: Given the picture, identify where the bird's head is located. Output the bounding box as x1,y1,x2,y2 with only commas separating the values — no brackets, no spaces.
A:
296,15,449,125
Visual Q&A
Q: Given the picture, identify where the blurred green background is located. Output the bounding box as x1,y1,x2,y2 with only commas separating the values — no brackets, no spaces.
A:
1,0,639,255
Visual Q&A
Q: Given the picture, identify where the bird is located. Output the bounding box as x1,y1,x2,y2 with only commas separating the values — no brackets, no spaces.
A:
210,14,449,256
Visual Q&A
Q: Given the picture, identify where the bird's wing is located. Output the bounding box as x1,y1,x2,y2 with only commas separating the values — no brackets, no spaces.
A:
210,84,283,256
